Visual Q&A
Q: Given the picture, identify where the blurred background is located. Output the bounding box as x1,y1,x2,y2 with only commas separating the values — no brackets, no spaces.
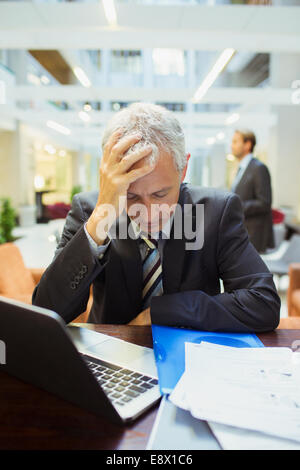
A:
0,0,300,319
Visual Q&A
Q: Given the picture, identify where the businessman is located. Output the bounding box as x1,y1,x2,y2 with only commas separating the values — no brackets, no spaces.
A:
32,103,280,332
231,129,274,254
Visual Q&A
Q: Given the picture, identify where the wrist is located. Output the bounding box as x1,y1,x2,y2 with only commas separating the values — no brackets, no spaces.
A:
86,212,110,246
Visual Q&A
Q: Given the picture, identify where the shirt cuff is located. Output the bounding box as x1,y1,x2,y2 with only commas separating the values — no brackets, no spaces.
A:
83,222,111,259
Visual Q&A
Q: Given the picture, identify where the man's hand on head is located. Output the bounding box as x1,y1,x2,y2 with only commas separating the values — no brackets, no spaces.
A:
86,130,155,246
127,307,151,326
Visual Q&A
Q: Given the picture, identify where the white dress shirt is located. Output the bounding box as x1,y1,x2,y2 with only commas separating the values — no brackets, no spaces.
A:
231,153,253,192
84,214,174,263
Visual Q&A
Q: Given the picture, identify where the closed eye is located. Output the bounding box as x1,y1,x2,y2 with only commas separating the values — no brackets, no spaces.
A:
152,187,172,198
127,187,172,200
127,193,139,200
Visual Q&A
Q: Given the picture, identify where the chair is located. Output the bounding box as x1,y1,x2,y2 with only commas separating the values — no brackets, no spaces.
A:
287,263,300,317
0,242,92,323
272,208,285,225
264,234,300,277
0,242,44,305
271,208,286,250
45,202,71,220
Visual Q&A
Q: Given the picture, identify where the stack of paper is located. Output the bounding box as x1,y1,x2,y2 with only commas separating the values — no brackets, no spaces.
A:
169,342,300,449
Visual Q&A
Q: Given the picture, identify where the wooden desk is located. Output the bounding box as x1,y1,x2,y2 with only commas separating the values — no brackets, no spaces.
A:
1,318,300,450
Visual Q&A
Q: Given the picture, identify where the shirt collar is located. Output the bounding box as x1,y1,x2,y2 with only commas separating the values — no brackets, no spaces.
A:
129,214,174,241
238,153,253,170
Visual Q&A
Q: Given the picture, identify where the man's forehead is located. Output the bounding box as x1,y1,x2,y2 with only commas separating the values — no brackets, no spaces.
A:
128,151,178,192
130,148,174,169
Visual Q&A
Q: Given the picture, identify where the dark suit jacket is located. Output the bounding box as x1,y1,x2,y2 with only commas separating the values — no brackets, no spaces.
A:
32,183,280,332
233,157,274,253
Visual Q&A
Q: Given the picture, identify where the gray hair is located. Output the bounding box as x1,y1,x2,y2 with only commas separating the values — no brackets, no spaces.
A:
101,102,186,172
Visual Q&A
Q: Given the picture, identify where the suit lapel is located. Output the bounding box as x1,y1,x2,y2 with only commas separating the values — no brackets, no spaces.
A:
162,186,192,294
235,157,255,192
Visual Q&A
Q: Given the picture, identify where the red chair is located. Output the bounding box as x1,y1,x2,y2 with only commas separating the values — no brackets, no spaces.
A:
272,209,285,225
45,202,71,220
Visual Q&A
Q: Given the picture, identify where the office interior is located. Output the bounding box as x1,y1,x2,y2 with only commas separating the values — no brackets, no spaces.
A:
1,0,300,322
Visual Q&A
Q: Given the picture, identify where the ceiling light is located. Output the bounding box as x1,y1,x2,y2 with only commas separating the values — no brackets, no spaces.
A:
46,120,71,136
44,144,56,155
225,113,240,126
59,150,66,157
34,175,45,190
193,48,235,102
113,102,121,111
206,137,216,146
226,154,235,162
41,75,50,85
78,111,91,122
27,73,41,86
103,0,117,27
216,131,225,140
83,103,92,112
73,66,91,88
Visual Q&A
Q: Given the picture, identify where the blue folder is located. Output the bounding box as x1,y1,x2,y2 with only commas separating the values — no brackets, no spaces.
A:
151,325,264,394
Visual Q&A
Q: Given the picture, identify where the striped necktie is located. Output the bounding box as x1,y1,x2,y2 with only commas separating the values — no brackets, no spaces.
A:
141,235,163,308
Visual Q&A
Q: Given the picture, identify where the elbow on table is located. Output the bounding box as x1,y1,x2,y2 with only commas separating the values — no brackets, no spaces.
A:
257,291,281,332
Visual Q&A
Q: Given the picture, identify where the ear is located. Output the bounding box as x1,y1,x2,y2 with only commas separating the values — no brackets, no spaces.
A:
180,153,191,182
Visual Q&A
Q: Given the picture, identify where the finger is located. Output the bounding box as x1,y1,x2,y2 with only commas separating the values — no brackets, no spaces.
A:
118,145,153,173
126,162,155,184
110,133,142,163
102,129,123,163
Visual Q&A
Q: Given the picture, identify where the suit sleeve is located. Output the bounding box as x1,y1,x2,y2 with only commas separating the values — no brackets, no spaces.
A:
150,193,280,333
32,194,108,323
242,164,272,216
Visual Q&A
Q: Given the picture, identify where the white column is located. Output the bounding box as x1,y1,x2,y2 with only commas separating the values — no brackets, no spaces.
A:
7,50,27,85
269,53,300,222
16,122,36,206
101,49,111,111
72,148,86,189
143,49,154,90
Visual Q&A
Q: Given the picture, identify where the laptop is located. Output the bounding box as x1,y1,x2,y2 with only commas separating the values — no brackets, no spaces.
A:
0,296,161,424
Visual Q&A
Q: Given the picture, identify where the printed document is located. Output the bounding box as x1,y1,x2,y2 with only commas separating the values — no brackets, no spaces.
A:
169,342,300,444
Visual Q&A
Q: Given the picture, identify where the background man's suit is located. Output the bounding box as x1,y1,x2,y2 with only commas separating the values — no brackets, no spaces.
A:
232,157,274,253
32,183,280,332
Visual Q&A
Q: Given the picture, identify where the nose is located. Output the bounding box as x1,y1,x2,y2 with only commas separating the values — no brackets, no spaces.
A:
138,199,161,225
143,200,155,222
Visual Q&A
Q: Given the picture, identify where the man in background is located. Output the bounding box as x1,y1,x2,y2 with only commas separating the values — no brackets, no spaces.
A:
231,129,274,254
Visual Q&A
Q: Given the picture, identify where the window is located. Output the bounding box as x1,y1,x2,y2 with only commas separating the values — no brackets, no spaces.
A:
87,50,101,70
110,102,133,111
153,49,186,76
156,102,186,112
111,50,142,74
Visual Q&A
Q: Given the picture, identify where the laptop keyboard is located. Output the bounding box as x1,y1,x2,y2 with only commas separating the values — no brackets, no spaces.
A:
82,354,158,407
